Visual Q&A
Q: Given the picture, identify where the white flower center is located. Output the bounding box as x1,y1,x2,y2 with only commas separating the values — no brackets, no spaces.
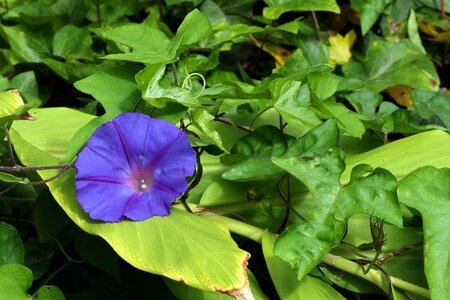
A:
138,178,152,191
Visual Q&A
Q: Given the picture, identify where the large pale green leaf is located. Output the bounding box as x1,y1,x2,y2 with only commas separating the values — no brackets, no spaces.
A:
10,107,251,297
397,167,450,300
343,130,450,181
0,222,24,266
272,151,402,280
262,230,345,300
263,0,340,19
0,264,32,300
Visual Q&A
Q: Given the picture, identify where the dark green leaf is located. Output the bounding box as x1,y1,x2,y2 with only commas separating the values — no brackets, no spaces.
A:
0,222,24,266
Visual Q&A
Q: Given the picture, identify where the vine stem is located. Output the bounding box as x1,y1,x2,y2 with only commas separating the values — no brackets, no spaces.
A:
201,213,430,298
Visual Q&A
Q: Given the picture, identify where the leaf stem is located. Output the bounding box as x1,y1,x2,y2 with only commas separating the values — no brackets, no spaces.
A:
202,214,430,298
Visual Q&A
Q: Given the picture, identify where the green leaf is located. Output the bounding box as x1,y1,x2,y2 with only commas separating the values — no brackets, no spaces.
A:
136,64,199,108
98,24,173,64
272,150,401,280
343,130,450,181
0,90,24,118
53,24,93,59
262,230,345,299
0,222,24,266
170,9,212,56
351,0,392,35
191,108,226,151
412,90,450,129
341,39,440,92
9,71,40,103
74,65,141,116
99,9,211,64
68,65,141,161
397,166,450,300
407,9,426,54
263,0,340,20
164,269,268,300
10,108,252,297
0,24,50,63
270,78,322,128
308,72,340,100
33,190,68,243
0,264,32,300
0,172,30,184
222,120,339,181
35,285,64,300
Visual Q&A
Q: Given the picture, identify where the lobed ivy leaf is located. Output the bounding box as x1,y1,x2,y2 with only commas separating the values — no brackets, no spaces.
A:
136,64,200,108
52,24,93,59
98,9,211,64
262,230,345,300
397,166,450,300
351,0,392,35
270,78,322,128
272,151,402,280
222,120,339,181
191,108,226,151
341,39,440,92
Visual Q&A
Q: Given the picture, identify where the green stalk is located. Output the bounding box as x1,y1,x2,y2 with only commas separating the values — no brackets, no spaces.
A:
203,213,430,299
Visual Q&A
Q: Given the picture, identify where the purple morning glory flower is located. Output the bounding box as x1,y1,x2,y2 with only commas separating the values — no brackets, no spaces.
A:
74,112,196,222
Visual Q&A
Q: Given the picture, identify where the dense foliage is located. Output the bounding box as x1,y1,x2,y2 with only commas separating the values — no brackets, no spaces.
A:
0,0,449,299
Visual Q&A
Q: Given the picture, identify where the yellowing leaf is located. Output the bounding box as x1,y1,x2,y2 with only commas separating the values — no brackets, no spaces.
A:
385,86,413,107
0,89,24,118
328,30,356,65
248,34,291,68
418,21,450,42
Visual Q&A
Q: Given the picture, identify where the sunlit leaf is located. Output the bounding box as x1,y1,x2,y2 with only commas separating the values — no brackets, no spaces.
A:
397,167,450,300
10,108,252,298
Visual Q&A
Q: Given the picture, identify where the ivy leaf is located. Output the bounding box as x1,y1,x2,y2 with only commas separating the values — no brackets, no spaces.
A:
351,0,392,35
53,24,93,59
272,150,402,280
341,39,440,92
397,166,450,300
270,78,322,128
136,64,200,108
191,108,226,151
222,120,339,181
98,9,211,64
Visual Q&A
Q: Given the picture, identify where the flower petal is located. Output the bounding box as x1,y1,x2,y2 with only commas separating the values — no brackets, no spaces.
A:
76,180,136,222
123,187,174,220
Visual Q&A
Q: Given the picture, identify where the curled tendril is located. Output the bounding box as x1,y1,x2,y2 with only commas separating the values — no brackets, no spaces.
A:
182,72,206,98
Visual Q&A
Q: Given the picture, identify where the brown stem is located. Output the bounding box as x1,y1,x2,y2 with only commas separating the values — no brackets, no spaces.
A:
441,0,446,18
214,116,254,133
311,11,322,42
171,63,179,87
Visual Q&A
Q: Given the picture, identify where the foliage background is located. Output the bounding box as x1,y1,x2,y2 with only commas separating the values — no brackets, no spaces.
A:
0,0,449,299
